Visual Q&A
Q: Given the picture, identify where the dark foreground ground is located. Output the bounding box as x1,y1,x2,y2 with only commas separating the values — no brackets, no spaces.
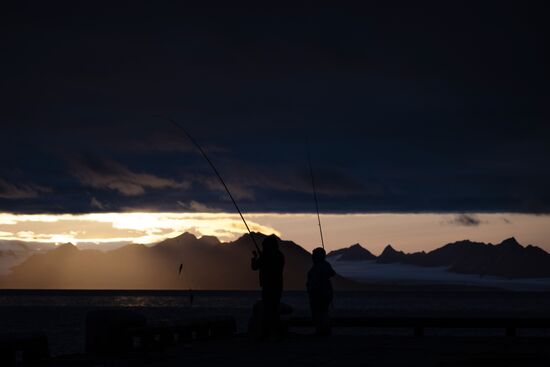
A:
45,334,550,367
2,290,550,366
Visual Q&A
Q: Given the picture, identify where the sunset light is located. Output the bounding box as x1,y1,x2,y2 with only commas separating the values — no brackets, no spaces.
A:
1,212,549,254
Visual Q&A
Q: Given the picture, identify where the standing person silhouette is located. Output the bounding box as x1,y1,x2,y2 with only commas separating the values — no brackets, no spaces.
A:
251,234,285,339
307,247,335,336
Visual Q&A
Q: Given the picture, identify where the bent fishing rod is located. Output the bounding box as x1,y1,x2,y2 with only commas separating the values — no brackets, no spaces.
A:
306,140,325,250
307,141,334,310
162,116,261,253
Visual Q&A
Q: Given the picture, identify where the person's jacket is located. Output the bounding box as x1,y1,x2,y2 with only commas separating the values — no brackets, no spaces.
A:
251,250,285,289
306,260,335,299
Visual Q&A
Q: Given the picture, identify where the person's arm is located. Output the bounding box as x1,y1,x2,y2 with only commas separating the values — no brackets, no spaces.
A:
251,251,261,271
327,262,336,277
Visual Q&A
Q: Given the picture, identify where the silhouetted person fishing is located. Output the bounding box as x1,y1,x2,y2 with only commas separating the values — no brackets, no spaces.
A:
307,247,335,336
251,234,285,339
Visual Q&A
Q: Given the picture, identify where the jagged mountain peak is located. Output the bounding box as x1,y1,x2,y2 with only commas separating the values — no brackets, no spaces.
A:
498,237,522,249
234,231,279,242
54,243,78,252
376,244,408,264
327,243,376,261
199,235,221,245
174,232,198,241
381,244,400,254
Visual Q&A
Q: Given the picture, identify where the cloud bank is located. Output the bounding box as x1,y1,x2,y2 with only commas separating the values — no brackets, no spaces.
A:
0,179,50,199
72,157,191,196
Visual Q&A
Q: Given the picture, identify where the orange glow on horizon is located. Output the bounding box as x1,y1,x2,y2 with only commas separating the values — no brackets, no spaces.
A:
0,212,549,253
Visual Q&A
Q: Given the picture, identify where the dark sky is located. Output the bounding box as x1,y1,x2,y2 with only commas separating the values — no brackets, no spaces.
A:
1,2,548,214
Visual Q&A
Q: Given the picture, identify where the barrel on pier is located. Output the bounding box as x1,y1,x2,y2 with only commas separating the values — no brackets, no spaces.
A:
0,333,49,366
85,309,147,355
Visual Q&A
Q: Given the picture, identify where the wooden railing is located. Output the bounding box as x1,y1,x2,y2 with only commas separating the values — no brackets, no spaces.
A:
288,317,550,337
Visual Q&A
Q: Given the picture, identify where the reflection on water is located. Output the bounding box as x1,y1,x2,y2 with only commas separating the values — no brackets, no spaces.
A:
2,290,550,316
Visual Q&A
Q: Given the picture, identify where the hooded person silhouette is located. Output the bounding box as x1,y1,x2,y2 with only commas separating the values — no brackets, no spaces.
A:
307,247,335,336
251,234,285,339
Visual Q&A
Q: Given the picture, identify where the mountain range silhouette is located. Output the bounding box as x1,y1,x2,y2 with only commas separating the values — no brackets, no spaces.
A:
328,237,550,278
0,232,359,290
1,234,549,289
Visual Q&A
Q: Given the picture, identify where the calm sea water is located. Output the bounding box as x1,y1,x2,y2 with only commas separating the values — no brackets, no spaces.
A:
2,290,550,355
2,289,550,313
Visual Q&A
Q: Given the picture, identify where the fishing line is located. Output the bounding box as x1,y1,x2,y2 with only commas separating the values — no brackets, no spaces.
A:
161,116,261,253
306,139,325,249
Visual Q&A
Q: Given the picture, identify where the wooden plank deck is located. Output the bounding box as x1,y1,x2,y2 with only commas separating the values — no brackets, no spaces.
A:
288,316,550,336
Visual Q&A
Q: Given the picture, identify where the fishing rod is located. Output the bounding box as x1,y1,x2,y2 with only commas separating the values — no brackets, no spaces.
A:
162,116,261,253
307,140,335,311
178,263,195,306
306,140,325,250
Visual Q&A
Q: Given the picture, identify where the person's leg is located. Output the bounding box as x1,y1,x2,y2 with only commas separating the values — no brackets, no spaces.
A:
262,288,278,339
319,298,331,336
249,300,264,340
273,287,282,338
260,288,271,339
309,293,322,335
